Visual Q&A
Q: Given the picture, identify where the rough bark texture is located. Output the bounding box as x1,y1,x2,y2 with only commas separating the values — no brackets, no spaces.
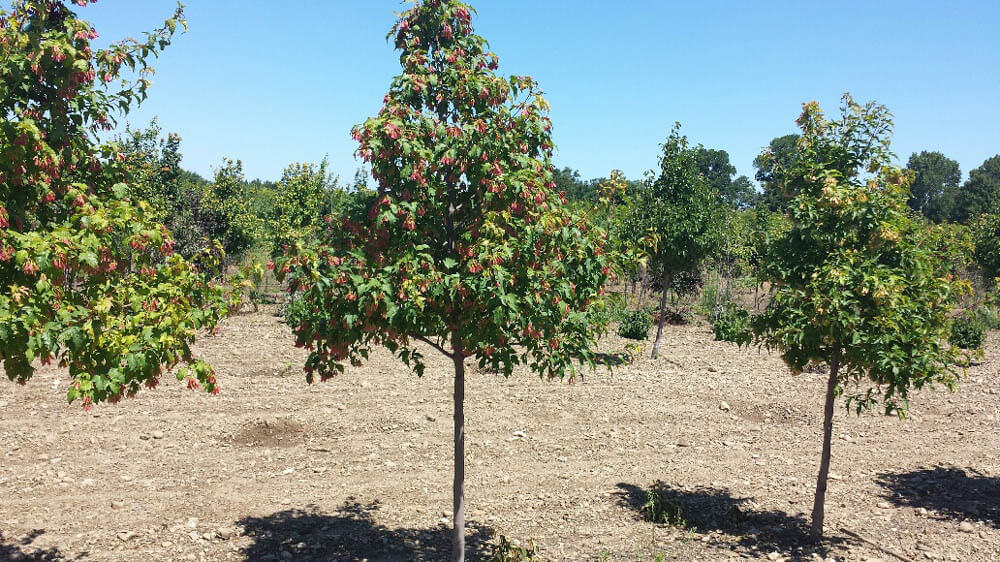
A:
651,273,670,359
811,355,840,540
450,331,466,562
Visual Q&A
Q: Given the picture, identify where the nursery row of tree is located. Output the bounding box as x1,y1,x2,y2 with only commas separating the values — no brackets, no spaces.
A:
553,137,1000,228
2,1,998,561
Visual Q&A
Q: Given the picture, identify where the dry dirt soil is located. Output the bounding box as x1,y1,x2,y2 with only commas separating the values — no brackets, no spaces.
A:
1,308,998,562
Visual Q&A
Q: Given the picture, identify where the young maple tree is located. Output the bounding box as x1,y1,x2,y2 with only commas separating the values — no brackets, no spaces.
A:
275,1,614,559
630,124,723,358
0,0,241,407
752,95,963,540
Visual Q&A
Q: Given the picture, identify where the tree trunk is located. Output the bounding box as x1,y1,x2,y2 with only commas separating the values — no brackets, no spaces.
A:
636,265,648,310
450,331,466,562
810,355,840,541
650,273,670,359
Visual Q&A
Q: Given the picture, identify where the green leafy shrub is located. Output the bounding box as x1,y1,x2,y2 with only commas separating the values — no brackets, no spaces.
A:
711,304,752,346
618,309,652,340
489,535,539,561
950,314,986,350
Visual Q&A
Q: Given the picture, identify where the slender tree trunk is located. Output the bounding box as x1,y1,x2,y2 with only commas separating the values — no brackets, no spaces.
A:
651,273,670,359
450,331,466,562
811,354,840,541
637,265,648,310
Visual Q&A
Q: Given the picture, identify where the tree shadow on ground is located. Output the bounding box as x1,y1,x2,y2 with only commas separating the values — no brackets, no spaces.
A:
877,465,1000,527
237,499,498,561
592,351,635,368
0,530,76,561
615,482,843,560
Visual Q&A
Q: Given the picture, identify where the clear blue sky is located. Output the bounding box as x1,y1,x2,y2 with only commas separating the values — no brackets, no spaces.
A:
78,0,999,185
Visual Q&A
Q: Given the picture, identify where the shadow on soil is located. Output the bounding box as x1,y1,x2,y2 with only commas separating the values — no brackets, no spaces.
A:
237,500,497,561
615,483,842,560
0,530,76,561
877,465,1000,527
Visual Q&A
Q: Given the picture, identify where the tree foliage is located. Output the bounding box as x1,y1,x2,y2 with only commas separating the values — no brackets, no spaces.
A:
0,0,242,407
905,150,961,222
753,133,799,211
952,155,1000,223
973,212,1000,285
263,159,347,257
691,146,756,209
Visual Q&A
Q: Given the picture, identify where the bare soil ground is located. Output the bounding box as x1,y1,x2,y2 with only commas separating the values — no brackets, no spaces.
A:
2,308,998,561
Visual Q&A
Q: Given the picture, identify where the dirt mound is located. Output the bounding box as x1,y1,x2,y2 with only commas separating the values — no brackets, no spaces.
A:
229,417,305,448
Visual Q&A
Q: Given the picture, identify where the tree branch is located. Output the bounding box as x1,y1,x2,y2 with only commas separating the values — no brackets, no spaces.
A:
415,336,453,359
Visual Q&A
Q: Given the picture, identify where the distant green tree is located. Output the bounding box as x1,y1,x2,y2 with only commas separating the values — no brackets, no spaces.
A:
952,155,1000,223
552,166,587,199
754,134,799,211
905,151,961,222
691,147,735,192
120,118,182,218
201,159,265,260
690,146,756,209
119,120,217,259
729,175,758,210
973,213,1000,285
265,159,347,256
633,124,723,358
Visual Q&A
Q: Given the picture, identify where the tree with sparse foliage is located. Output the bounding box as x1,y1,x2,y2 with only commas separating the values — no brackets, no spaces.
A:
0,0,242,406
274,2,614,560
752,95,964,540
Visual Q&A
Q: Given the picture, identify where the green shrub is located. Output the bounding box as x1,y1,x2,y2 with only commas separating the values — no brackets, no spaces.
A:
618,309,652,340
711,304,752,346
950,314,986,350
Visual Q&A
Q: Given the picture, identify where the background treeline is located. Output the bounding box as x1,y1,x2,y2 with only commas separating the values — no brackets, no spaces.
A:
120,117,1000,346
119,119,367,266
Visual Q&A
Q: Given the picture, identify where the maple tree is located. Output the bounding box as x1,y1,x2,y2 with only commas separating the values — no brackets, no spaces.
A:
0,0,242,407
275,1,615,559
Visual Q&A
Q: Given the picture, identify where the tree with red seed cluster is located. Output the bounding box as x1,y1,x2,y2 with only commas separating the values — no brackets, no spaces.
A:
0,1,243,406
275,1,615,559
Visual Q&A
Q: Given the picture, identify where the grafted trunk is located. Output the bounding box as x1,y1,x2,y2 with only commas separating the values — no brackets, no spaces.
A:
810,355,840,541
450,331,466,562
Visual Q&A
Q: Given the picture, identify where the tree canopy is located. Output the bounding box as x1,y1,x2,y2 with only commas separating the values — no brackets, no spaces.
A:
952,155,1000,223
753,134,799,211
0,0,242,406
905,150,961,222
